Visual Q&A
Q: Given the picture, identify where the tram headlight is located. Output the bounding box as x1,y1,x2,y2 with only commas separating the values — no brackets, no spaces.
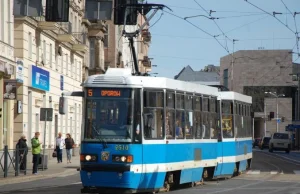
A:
80,154,98,162
112,155,133,163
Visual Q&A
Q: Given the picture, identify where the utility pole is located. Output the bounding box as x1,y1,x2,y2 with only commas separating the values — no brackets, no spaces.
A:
264,103,267,136
231,39,238,91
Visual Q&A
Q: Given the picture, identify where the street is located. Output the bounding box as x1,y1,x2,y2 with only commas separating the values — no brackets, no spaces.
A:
1,149,300,194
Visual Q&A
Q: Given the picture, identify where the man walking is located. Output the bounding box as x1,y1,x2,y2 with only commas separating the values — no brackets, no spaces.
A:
56,132,65,163
31,132,42,175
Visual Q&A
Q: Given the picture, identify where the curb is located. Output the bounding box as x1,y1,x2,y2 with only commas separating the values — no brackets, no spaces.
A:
0,168,79,186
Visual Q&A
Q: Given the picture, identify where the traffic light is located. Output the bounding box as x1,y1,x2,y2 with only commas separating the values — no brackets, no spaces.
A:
114,0,138,25
281,117,285,122
45,0,69,22
59,97,68,115
270,112,274,120
0,108,2,118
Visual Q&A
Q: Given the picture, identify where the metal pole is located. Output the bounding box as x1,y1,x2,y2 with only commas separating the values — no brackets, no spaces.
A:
298,74,300,121
252,118,254,140
276,96,279,132
264,103,267,137
42,110,47,171
4,145,8,178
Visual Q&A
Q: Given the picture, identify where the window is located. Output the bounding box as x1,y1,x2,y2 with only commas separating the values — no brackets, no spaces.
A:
7,0,11,45
74,59,77,80
89,38,95,68
166,92,175,139
193,95,202,139
104,24,108,47
28,32,32,58
143,90,164,139
175,93,185,139
210,98,219,139
1,0,4,41
79,61,82,81
202,97,210,139
223,69,229,89
84,88,134,142
222,101,234,138
61,51,64,73
185,95,193,139
43,40,46,63
66,54,69,75
49,43,52,67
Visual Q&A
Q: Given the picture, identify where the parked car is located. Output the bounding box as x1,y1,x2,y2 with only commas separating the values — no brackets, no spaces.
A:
269,132,291,153
259,136,271,150
252,138,261,148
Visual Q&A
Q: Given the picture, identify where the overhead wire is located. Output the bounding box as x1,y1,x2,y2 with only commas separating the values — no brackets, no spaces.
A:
163,10,231,54
245,0,300,62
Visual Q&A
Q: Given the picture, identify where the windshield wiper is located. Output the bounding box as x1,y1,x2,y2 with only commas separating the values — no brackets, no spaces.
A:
92,125,108,149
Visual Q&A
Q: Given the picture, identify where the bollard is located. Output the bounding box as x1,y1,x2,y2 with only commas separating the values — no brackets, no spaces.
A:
15,146,19,177
4,145,8,178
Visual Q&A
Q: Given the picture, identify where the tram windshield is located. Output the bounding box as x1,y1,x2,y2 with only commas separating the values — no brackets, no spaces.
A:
84,88,139,143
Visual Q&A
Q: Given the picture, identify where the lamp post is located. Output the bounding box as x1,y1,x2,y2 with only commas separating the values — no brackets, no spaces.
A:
265,92,285,132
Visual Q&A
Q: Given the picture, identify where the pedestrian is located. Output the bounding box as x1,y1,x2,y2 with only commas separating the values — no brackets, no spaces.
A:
16,135,28,171
65,133,75,163
31,132,42,175
55,132,65,163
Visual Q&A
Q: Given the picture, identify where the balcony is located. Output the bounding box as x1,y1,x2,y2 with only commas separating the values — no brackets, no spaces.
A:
88,20,107,37
34,16,59,31
57,22,76,43
142,56,151,68
142,29,151,42
72,33,88,52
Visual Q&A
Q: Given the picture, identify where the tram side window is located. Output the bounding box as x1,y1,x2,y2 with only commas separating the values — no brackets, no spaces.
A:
235,103,242,138
185,95,193,139
175,93,185,139
193,96,202,139
143,90,164,139
166,92,175,139
222,101,234,138
210,98,219,139
202,97,210,139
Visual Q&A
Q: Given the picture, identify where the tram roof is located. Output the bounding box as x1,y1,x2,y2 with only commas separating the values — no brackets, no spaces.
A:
218,91,252,104
83,68,219,97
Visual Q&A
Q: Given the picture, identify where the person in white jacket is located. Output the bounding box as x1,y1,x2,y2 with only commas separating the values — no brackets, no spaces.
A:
55,132,65,163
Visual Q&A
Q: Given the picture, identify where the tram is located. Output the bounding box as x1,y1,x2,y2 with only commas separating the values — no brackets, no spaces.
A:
61,68,253,193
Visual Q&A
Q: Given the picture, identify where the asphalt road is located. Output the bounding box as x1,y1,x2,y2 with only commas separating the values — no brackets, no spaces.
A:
1,149,300,194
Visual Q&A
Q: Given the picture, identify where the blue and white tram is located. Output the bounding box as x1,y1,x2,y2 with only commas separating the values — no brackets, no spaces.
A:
73,68,252,193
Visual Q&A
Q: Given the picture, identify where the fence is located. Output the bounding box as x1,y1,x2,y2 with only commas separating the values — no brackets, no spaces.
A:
0,145,80,178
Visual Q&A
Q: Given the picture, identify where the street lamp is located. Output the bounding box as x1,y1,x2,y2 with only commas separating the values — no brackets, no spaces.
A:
265,92,285,132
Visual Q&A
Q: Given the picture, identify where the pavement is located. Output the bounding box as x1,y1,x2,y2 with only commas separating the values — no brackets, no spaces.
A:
0,148,300,194
0,148,80,186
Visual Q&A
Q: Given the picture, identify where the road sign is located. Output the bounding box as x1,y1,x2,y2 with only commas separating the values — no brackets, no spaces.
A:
40,108,53,121
277,119,281,123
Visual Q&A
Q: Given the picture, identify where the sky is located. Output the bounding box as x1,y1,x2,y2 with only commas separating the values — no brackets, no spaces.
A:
146,0,300,78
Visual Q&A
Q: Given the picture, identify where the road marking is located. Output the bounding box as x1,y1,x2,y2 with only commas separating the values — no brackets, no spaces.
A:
70,182,82,185
247,170,260,174
270,171,278,174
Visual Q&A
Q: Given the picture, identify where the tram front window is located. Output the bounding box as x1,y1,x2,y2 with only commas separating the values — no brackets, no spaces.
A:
84,88,136,142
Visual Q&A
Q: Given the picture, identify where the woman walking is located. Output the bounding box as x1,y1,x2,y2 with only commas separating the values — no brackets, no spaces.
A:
65,133,75,163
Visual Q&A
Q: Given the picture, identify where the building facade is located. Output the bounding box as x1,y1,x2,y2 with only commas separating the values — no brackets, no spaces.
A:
0,0,15,149
13,0,88,148
220,50,295,138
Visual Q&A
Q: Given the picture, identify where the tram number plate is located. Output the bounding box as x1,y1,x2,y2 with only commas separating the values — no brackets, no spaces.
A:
115,145,129,151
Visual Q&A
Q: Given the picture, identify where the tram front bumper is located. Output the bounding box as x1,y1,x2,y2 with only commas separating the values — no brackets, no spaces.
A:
80,163,141,189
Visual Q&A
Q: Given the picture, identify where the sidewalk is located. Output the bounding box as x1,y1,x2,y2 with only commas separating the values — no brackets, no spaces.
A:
0,149,80,186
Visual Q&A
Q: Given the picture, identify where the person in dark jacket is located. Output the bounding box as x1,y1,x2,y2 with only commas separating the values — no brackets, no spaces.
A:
16,135,28,171
65,133,75,163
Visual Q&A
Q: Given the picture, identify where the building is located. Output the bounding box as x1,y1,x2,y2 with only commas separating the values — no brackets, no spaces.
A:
13,0,88,149
174,65,220,86
220,50,296,138
0,0,15,149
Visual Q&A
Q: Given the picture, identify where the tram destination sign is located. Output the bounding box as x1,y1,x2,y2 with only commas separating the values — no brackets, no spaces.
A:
86,88,132,98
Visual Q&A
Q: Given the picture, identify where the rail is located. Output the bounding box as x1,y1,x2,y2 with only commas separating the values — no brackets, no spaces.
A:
0,145,28,178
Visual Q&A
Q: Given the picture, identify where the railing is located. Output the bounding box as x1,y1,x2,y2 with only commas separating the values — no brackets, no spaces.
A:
59,22,72,34
73,33,87,44
0,145,28,178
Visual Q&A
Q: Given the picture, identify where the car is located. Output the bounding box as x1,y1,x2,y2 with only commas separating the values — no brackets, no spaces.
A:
259,136,271,150
269,132,291,153
252,138,261,148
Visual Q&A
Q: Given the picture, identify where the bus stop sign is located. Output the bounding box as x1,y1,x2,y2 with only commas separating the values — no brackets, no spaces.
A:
40,108,53,121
